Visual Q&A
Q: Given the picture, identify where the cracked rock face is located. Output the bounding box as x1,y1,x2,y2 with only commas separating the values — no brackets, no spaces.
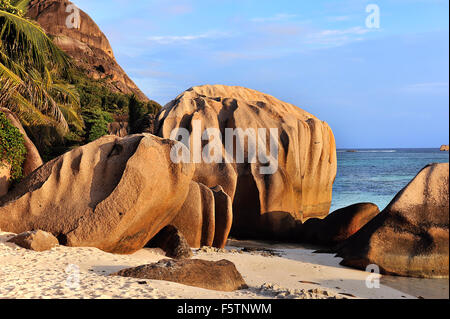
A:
156,85,337,240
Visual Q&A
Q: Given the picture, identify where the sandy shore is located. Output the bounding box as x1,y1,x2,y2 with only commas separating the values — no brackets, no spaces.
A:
0,231,417,299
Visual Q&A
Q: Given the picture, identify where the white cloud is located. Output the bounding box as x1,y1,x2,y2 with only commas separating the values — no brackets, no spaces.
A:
147,31,230,44
317,26,371,37
305,26,375,47
328,16,351,22
251,13,298,23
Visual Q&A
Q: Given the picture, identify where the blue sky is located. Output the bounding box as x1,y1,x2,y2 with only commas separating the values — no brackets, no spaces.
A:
74,0,449,148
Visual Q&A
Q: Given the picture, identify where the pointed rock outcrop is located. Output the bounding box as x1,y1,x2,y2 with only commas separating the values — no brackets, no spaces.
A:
27,0,148,101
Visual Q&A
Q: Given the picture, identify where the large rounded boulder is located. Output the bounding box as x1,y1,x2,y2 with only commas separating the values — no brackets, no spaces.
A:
155,85,337,239
336,163,449,278
300,203,380,246
0,134,194,254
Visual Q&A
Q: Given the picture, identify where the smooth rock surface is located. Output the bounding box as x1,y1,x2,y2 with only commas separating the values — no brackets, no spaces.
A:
0,134,194,254
112,258,248,292
7,230,59,252
156,85,337,240
0,163,11,198
300,203,380,246
170,182,217,248
169,183,234,249
336,163,449,278
211,185,233,248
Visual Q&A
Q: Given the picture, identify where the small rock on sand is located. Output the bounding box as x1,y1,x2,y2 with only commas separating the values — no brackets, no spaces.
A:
7,230,58,252
112,258,248,292
146,225,193,259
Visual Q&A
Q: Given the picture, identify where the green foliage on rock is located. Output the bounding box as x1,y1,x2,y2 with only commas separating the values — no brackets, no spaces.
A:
128,95,161,134
35,70,162,160
0,111,26,181
9,0,30,13
1,1,162,162
84,108,114,142
71,71,161,140
128,95,146,133
0,4,82,133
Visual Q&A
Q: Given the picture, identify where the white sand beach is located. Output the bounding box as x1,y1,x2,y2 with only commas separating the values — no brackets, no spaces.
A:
0,231,417,299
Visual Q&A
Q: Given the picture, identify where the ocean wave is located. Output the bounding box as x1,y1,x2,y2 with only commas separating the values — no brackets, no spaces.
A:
337,150,397,153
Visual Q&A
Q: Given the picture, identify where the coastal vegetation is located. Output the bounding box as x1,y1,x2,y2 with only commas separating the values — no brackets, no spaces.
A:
0,111,26,182
1,0,82,159
0,0,161,161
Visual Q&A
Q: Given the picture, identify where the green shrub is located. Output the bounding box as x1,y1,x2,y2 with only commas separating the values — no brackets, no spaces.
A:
0,111,27,182
82,107,114,142
128,95,162,134
71,71,132,116
18,67,162,160
128,95,146,133
144,99,162,115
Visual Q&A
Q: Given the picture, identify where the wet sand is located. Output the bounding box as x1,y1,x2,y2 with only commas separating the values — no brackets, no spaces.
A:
381,276,449,299
228,239,449,300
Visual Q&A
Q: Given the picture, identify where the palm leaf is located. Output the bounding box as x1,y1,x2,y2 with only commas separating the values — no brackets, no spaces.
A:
0,58,22,84
0,9,71,74
7,88,55,127
10,0,31,12
0,9,82,133
58,103,84,131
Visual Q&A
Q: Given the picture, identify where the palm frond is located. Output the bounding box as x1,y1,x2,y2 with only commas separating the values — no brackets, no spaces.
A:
0,59,22,83
0,49,28,79
0,9,71,74
7,88,54,127
10,0,31,12
58,103,84,131
0,8,84,136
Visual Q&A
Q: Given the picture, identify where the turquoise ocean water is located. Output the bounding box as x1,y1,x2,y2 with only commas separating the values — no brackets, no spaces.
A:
330,149,450,213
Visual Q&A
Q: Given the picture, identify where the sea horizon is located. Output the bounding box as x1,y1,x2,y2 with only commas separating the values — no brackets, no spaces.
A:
331,148,449,212
337,147,449,151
